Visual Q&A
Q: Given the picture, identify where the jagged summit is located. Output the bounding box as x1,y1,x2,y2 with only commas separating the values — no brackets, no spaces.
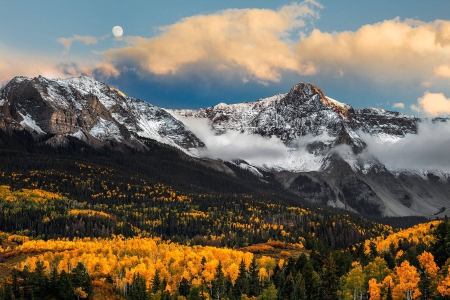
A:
0,75,205,151
1,75,449,218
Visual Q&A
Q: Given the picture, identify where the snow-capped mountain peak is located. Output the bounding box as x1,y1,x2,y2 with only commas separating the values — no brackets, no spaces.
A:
0,75,204,152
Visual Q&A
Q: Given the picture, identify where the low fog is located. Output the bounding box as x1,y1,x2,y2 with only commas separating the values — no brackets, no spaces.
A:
179,117,287,165
177,115,450,174
360,121,450,173
177,116,335,171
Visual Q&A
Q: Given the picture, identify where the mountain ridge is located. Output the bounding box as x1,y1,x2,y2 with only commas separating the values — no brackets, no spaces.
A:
1,75,449,218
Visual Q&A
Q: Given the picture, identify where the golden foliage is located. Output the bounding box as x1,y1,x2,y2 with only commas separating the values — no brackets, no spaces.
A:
393,261,421,300
366,221,440,254
0,185,67,203
13,235,255,292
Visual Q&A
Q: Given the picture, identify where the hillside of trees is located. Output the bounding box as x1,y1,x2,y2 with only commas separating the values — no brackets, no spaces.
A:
0,130,443,300
0,218,449,300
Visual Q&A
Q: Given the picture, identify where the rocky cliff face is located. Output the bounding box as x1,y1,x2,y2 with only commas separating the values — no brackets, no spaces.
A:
1,76,449,218
0,75,204,151
171,83,449,218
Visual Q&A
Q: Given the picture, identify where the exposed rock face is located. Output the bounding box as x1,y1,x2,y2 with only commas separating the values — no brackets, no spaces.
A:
171,83,449,218
1,75,449,218
0,75,205,151
352,108,420,138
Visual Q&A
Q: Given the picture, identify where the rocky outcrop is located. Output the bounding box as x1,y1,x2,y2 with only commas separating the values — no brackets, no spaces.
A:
0,75,205,151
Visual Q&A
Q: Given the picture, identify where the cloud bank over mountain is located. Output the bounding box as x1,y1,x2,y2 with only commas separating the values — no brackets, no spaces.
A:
360,121,450,172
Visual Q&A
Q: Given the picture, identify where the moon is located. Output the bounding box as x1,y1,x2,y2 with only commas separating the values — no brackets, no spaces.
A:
112,26,123,37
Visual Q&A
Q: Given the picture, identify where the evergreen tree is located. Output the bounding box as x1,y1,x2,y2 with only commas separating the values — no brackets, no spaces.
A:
3,285,13,300
248,257,260,297
152,269,161,294
58,270,74,300
321,253,339,300
11,269,20,299
295,254,308,272
29,261,47,300
188,286,201,300
71,262,93,298
129,273,148,300
179,277,191,297
430,217,450,266
234,259,248,298
212,261,225,300
260,283,278,300
292,273,306,300
225,276,234,300
280,273,294,300
302,262,320,300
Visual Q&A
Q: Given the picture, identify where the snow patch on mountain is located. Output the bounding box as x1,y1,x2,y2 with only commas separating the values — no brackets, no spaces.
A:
19,113,45,134
89,118,122,141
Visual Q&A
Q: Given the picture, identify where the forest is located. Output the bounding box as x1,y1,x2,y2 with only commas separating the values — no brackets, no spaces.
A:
0,219,449,300
0,130,446,299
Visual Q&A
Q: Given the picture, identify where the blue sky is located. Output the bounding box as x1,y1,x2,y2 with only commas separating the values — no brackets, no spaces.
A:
1,0,450,116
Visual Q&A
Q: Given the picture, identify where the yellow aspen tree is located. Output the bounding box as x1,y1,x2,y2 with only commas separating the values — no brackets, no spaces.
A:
364,257,390,283
393,261,421,300
382,275,395,297
74,287,88,300
342,262,365,300
418,251,439,300
437,265,450,296
368,278,382,300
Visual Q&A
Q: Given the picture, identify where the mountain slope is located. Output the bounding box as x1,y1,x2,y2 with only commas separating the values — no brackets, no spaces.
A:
0,75,204,152
171,83,449,218
1,75,449,218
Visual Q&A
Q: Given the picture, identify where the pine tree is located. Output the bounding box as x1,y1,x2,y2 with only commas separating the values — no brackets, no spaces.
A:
179,277,191,297
188,286,201,300
292,273,307,300
152,269,161,294
248,257,260,297
212,261,225,300
234,259,248,298
260,283,277,300
29,261,47,299
71,262,93,298
129,273,148,300
11,269,20,299
321,253,339,300
58,270,74,300
302,262,320,300
431,217,450,267
295,253,308,271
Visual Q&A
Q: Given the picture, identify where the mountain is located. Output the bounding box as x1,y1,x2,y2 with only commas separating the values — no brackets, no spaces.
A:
170,83,450,218
0,75,204,152
1,76,449,218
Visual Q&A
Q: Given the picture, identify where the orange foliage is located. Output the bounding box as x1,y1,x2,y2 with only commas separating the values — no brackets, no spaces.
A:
368,278,382,300
368,221,440,254
14,235,255,293
393,261,421,300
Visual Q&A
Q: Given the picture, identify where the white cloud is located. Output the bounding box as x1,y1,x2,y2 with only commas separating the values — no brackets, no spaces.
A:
435,65,450,78
102,1,321,82
179,117,287,162
0,44,112,84
58,34,109,54
295,19,450,84
411,91,450,116
361,121,450,172
176,116,334,172
410,104,422,112
393,103,405,109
